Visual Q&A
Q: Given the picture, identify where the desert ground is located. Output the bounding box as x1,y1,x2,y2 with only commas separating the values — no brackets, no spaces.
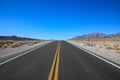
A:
0,40,46,49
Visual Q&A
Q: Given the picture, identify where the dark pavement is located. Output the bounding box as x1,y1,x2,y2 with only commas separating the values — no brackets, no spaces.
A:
59,41,120,80
0,41,58,80
0,41,120,80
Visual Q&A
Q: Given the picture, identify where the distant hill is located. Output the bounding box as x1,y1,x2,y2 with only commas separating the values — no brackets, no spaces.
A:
0,36,40,40
112,32,120,38
70,32,120,40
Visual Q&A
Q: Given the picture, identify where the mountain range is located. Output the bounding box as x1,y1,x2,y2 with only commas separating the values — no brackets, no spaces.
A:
0,36,40,40
70,32,120,40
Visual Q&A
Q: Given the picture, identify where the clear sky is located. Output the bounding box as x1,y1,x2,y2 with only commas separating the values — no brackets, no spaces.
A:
0,0,120,40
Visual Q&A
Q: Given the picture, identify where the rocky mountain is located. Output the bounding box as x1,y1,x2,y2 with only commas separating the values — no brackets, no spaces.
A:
0,36,40,40
70,32,120,40
112,32,120,38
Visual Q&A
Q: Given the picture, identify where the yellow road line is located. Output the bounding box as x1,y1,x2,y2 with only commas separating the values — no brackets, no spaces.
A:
54,42,60,80
48,42,60,80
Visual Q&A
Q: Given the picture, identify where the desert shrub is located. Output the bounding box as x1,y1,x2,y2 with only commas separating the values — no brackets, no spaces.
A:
2,43,12,48
113,44,119,48
106,45,115,49
32,41,38,44
11,43,23,48
115,50,120,53
99,44,103,48
114,47,120,50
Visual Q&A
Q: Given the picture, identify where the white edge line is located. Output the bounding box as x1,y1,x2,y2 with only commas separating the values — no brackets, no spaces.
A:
67,41,120,69
0,42,52,66
0,47,39,66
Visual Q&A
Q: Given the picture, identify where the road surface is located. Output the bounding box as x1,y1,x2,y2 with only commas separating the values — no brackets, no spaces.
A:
0,41,120,80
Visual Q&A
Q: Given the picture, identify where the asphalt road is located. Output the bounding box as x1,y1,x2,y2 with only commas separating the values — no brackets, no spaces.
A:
0,41,58,80
59,41,120,80
0,41,120,80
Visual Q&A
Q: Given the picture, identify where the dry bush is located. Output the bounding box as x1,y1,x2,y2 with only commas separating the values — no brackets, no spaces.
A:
32,41,39,44
115,50,120,53
98,44,103,48
11,43,23,48
115,47,120,50
1,40,14,48
106,45,114,49
2,43,12,48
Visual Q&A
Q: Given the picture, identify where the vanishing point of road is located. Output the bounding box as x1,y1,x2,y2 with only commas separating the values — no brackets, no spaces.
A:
0,41,120,80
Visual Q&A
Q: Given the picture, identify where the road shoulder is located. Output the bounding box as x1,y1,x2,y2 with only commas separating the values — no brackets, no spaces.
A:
0,41,53,65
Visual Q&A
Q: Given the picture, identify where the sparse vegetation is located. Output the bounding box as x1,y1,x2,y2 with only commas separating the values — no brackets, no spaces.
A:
115,50,120,53
115,47,120,53
0,40,44,49
69,38,120,54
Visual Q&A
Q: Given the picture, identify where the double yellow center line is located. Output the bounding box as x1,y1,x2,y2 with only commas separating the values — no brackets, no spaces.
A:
48,42,60,80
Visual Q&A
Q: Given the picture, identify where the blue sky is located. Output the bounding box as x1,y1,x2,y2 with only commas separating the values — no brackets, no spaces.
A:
0,0,120,40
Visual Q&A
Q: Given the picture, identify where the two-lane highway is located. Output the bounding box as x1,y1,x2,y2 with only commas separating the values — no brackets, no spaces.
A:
0,41,120,80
